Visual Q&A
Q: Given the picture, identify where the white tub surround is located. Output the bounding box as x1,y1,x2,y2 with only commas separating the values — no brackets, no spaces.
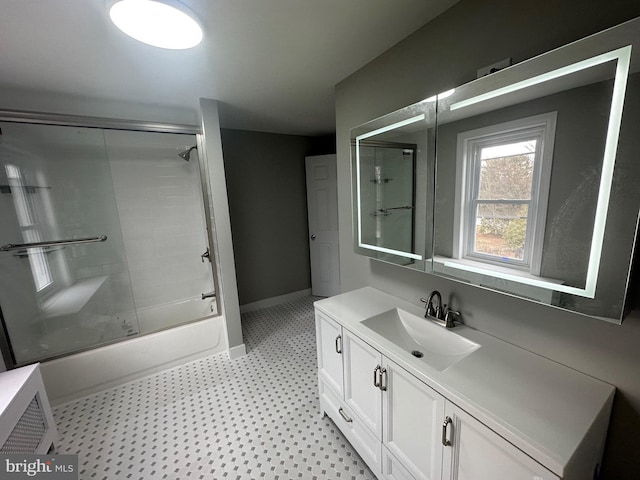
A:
41,315,226,405
315,287,614,479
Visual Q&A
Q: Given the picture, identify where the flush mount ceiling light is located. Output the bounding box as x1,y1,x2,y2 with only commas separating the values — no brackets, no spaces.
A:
109,0,203,49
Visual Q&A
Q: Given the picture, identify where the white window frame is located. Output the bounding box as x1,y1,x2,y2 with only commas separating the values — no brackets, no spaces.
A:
5,164,55,294
453,112,557,275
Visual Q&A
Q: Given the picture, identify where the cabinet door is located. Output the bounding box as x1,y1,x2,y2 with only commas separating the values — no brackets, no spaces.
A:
382,358,445,480
315,312,344,397
343,330,383,438
442,403,560,480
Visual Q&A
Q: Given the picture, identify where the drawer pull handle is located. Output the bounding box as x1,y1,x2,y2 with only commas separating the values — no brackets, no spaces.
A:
442,416,452,446
373,365,381,388
338,407,353,423
373,365,387,391
335,335,342,354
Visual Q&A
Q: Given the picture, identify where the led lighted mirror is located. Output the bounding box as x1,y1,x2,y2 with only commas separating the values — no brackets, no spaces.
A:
435,47,630,298
432,18,640,322
350,17,640,322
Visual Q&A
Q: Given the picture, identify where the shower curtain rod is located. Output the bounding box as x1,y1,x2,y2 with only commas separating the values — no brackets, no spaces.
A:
0,235,108,252
0,109,200,135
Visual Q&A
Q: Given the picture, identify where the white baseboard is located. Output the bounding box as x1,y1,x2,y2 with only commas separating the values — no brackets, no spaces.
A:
228,343,247,359
240,288,312,313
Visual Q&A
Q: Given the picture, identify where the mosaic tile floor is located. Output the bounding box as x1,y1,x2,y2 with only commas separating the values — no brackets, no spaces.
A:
53,296,377,480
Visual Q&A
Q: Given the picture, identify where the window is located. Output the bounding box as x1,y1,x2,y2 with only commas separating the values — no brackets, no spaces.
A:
454,113,556,275
6,164,54,292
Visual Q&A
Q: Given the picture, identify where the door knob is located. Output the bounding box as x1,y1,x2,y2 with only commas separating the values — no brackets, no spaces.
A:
310,234,317,240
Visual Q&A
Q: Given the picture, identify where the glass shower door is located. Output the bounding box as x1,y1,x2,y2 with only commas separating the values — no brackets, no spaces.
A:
103,129,217,334
0,122,140,365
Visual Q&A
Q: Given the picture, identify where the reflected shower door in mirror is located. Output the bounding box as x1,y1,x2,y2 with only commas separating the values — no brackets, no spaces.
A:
351,102,436,270
0,122,218,365
432,18,640,322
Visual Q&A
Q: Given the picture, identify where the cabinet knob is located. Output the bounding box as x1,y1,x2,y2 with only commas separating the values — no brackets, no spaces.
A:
442,416,453,447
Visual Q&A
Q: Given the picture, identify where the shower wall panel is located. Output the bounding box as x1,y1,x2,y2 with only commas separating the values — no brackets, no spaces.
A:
105,130,215,334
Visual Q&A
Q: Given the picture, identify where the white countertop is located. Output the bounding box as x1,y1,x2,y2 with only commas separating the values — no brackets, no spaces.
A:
315,287,615,477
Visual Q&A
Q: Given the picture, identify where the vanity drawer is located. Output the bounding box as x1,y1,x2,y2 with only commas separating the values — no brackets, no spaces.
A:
319,378,382,476
382,445,416,480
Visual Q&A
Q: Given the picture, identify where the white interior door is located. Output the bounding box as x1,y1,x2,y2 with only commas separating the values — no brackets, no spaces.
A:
306,154,340,297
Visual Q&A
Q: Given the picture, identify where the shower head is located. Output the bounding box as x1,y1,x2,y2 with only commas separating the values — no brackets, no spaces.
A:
178,145,197,161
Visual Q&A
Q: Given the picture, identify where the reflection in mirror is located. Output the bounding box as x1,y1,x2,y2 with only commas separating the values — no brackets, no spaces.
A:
351,103,436,270
358,139,417,260
432,19,640,322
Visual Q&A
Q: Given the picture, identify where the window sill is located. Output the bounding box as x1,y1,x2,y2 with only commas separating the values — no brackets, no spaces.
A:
41,275,108,319
432,256,567,303
434,256,564,284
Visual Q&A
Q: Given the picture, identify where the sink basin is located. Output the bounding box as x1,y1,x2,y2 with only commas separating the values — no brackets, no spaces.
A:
361,308,480,371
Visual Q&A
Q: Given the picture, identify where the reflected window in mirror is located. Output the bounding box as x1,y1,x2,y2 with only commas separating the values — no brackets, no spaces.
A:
454,113,556,275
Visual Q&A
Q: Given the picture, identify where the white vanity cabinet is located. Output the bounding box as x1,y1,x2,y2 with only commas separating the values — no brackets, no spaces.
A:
313,289,612,480
442,403,557,480
317,310,543,480
342,329,383,438
315,310,344,397
381,358,445,480
316,310,384,474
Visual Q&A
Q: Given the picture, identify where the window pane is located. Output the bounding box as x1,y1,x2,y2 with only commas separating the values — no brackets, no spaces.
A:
23,229,53,292
474,203,529,261
478,140,536,200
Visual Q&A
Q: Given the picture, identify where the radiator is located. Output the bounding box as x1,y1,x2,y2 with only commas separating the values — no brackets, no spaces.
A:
0,364,57,454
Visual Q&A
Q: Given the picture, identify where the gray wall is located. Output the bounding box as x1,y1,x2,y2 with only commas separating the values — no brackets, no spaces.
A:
335,1,640,478
221,129,334,305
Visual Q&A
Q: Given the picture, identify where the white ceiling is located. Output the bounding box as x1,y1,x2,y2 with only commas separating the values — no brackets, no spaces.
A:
0,0,458,136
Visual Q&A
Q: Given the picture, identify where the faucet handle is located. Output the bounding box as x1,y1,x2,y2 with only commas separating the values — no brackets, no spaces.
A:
444,308,461,328
420,297,436,318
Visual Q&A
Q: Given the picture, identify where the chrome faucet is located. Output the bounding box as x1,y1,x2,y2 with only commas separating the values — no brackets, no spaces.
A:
420,290,459,328
426,290,443,319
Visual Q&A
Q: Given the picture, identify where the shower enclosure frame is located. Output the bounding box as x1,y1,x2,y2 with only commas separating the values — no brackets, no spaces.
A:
0,108,222,370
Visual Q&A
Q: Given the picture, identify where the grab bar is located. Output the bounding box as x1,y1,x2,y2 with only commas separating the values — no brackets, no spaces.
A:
371,205,414,216
0,235,108,252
